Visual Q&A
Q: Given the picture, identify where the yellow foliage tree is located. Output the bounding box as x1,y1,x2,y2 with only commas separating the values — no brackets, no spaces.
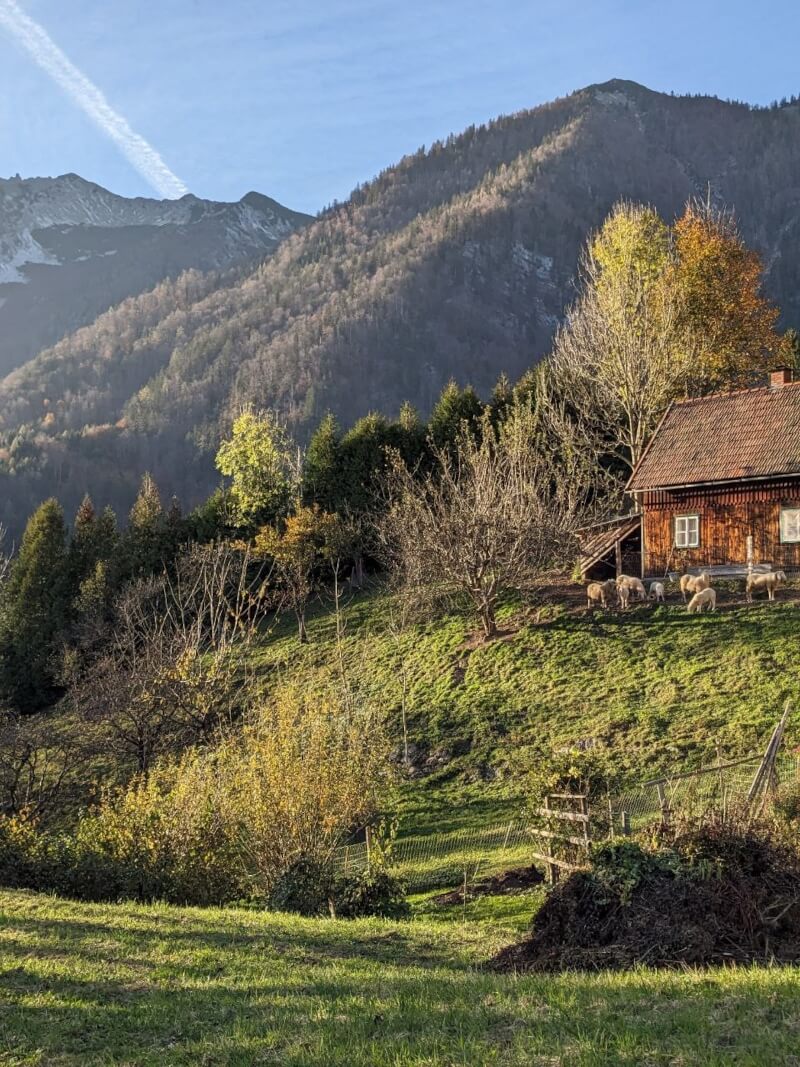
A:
670,202,791,389
251,506,340,643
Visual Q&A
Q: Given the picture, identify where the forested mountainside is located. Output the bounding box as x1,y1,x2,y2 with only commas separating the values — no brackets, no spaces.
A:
2,79,800,531
0,173,310,375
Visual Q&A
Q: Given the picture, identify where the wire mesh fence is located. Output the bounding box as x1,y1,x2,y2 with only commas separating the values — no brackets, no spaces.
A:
334,752,800,893
609,752,800,834
334,821,537,892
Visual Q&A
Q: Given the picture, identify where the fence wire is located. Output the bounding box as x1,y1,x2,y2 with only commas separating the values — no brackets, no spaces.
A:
334,821,535,892
334,755,800,893
609,753,800,832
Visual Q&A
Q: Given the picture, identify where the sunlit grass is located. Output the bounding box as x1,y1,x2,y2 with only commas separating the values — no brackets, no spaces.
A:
0,889,799,1066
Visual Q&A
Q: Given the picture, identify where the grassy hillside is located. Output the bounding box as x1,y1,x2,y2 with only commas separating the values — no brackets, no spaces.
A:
0,889,798,1065
253,580,800,830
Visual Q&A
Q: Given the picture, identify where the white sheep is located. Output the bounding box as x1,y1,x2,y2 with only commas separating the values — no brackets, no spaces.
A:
687,587,716,614
616,574,647,602
586,578,618,610
746,569,787,603
617,583,630,610
648,581,665,603
680,571,709,603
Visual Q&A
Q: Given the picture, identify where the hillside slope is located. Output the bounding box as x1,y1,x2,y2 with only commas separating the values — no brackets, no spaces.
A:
252,582,800,810
2,81,800,527
0,173,310,375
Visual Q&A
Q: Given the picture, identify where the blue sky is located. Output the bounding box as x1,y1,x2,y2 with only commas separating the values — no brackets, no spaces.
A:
1,0,798,213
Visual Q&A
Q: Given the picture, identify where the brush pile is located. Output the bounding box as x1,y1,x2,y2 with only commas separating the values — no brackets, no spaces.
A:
493,819,800,971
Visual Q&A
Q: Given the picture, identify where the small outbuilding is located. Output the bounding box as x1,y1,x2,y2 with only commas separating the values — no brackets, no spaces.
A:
627,368,800,577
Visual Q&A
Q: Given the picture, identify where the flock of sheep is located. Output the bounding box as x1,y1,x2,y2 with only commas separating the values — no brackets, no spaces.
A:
586,569,789,615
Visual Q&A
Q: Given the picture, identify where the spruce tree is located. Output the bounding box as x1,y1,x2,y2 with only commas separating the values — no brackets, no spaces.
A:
428,381,484,450
303,413,341,511
0,499,68,711
122,473,167,579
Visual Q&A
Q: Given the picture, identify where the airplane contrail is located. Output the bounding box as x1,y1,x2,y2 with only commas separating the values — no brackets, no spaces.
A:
0,0,189,199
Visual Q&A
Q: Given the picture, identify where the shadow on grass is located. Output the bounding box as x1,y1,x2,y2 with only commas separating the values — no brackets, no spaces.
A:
2,898,800,1066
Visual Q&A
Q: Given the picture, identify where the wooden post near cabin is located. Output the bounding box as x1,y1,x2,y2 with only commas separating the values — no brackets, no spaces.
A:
615,537,623,578
746,534,754,575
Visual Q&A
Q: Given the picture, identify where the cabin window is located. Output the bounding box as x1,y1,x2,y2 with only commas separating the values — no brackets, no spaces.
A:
674,514,700,548
780,507,800,544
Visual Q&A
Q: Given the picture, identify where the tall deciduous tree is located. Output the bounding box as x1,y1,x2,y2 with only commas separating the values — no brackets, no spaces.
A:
378,409,577,639
215,410,296,528
547,199,789,476
670,201,791,388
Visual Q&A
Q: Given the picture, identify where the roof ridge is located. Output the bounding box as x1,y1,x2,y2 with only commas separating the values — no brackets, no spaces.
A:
673,379,800,406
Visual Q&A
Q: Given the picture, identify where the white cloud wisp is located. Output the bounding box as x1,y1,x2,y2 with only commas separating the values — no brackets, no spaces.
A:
0,0,189,198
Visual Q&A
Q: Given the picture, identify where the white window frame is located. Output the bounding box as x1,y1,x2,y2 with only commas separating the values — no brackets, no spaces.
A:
780,506,800,544
674,513,700,549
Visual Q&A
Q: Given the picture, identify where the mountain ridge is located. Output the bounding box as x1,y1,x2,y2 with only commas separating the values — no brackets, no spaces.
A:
1,81,799,532
0,173,311,374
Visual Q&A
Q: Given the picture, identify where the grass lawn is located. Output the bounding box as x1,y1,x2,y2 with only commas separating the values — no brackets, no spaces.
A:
0,889,799,1066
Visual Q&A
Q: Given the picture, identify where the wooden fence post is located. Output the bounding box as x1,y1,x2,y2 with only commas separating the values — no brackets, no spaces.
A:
543,796,556,884
621,811,630,837
656,782,669,827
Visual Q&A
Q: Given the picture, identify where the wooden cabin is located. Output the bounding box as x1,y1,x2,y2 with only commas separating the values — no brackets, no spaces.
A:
626,368,800,577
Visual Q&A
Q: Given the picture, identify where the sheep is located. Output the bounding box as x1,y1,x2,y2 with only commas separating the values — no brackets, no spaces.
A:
586,578,618,610
648,581,665,603
616,574,647,602
680,571,710,603
687,587,716,614
746,569,787,603
616,583,630,610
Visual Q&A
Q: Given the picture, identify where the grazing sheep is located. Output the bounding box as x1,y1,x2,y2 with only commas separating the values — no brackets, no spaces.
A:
746,569,787,603
586,579,618,610
680,571,710,603
616,574,647,602
649,581,665,603
687,587,716,614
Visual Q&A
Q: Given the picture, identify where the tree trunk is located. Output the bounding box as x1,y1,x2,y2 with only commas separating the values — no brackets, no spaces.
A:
297,609,308,644
479,602,498,639
351,553,364,590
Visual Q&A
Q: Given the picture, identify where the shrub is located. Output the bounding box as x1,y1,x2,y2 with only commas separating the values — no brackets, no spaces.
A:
268,856,335,916
0,685,394,907
333,867,409,919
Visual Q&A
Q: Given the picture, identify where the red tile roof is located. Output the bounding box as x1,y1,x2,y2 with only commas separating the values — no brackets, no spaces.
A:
627,382,800,491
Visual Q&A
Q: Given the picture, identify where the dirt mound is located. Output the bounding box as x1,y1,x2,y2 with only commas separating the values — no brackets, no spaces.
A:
433,865,543,906
492,828,800,972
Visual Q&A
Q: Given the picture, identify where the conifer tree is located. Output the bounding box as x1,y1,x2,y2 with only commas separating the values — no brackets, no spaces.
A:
0,499,68,711
428,381,484,450
303,413,341,511
122,473,168,579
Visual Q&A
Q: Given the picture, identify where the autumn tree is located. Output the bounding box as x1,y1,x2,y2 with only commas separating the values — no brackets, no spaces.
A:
548,202,685,472
252,507,340,643
548,199,790,476
215,410,297,528
670,200,791,389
